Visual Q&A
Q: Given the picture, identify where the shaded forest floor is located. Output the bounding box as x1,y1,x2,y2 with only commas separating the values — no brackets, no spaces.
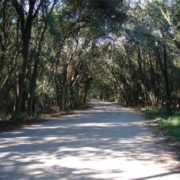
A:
0,117,50,133
0,104,92,133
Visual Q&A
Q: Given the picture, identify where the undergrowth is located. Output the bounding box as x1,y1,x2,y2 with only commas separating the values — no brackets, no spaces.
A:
144,107,180,141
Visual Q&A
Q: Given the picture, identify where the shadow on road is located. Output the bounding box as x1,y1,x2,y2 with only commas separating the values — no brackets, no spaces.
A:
0,102,179,179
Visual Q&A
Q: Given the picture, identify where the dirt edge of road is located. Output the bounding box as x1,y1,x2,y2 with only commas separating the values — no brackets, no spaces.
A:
145,115,180,163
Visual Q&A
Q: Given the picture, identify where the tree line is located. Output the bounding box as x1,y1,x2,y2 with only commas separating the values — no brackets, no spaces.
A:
0,0,179,121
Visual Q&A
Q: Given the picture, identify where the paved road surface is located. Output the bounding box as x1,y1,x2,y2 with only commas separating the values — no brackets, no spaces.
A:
0,101,179,180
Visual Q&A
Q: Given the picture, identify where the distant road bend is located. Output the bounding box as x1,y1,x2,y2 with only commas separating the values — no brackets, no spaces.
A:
0,101,179,179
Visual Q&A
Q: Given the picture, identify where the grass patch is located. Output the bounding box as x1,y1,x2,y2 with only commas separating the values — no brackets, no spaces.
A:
144,107,180,141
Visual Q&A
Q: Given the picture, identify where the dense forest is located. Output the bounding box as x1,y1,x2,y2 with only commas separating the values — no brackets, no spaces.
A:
0,0,179,121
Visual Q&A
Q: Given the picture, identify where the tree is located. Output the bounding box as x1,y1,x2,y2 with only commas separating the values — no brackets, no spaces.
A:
12,0,43,118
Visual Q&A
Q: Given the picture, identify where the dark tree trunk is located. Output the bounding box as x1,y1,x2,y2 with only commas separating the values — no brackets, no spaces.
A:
12,0,36,119
163,43,172,115
29,59,39,115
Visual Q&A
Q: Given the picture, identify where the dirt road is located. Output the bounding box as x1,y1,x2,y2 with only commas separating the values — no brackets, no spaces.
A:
0,101,179,179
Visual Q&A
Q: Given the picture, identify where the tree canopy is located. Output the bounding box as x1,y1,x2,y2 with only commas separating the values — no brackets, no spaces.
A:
0,0,179,121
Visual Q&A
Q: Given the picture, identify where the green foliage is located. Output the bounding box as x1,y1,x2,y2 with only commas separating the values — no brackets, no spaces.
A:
47,14,62,40
144,107,180,140
144,107,169,117
0,0,179,122
158,116,180,140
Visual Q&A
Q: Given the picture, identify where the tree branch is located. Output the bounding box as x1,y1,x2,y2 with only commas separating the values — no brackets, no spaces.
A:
12,0,25,30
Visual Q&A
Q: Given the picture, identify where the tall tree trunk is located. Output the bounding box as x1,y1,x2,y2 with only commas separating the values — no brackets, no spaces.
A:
14,36,29,117
12,0,36,118
163,43,172,114
28,1,57,115
29,58,39,116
